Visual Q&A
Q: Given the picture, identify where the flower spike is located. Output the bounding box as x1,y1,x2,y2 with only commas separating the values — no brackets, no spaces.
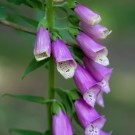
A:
52,39,77,79
74,4,101,25
76,32,109,66
34,26,51,61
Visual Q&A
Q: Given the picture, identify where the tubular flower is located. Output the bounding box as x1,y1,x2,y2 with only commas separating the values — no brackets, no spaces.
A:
75,99,106,135
83,57,112,93
73,64,100,107
74,4,101,26
52,39,77,79
34,26,51,61
79,22,112,39
52,109,73,135
76,32,109,66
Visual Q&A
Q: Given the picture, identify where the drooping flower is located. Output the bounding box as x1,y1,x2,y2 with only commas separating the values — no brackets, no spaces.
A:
34,26,51,61
52,39,77,79
75,98,106,135
79,22,112,39
74,4,101,26
83,57,112,93
52,109,73,135
73,64,100,107
76,32,109,66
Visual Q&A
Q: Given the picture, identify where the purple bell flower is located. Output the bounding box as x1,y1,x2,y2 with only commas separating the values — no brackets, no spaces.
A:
75,99,106,135
73,64,100,107
74,4,101,26
79,22,112,39
52,39,77,79
34,26,51,61
76,32,109,66
52,109,73,135
83,57,112,93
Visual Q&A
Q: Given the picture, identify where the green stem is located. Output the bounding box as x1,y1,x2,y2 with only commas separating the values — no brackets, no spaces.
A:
46,0,55,130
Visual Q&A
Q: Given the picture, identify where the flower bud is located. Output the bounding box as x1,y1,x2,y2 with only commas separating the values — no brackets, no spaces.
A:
73,64,100,107
76,32,109,66
52,39,77,79
79,22,112,39
83,57,112,93
34,26,51,61
52,110,73,135
74,4,101,26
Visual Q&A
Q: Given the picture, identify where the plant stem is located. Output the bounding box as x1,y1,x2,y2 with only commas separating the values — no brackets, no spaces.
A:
46,0,55,130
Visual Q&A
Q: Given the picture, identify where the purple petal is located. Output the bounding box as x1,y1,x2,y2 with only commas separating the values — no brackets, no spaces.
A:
83,57,112,93
73,64,98,94
76,32,109,66
34,26,51,61
52,39,77,79
52,110,73,135
83,85,100,107
74,98,99,128
100,130,112,135
96,91,104,108
79,22,112,39
74,4,101,25
85,116,106,135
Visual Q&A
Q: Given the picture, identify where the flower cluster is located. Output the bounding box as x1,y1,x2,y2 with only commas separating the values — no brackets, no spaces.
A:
33,3,112,135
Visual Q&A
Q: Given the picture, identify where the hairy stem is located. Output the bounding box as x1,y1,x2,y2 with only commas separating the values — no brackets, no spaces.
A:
46,0,55,130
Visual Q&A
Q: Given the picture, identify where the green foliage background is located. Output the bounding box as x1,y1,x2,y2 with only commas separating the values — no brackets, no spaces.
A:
0,0,135,135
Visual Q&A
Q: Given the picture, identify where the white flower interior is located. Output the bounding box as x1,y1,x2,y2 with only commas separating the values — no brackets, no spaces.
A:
85,124,99,135
95,52,109,66
83,89,96,107
57,60,76,79
91,15,102,25
35,52,49,61
99,80,110,93
102,30,112,39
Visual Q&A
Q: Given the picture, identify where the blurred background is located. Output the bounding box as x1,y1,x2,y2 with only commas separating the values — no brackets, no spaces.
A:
0,0,135,135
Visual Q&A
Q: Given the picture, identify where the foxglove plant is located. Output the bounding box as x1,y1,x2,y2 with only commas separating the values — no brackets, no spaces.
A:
0,1,113,135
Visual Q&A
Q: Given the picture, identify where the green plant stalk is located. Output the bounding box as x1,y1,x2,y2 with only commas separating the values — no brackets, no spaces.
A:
46,0,55,130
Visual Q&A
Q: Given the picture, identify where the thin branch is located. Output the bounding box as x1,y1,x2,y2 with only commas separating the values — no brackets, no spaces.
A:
0,20,78,48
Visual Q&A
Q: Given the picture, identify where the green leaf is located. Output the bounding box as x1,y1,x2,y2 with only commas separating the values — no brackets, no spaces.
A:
68,26,79,39
9,128,43,135
51,102,61,115
2,93,56,104
44,131,52,135
3,94,46,104
55,88,73,117
22,58,50,79
68,89,80,101
7,0,43,10
18,15,38,27
67,0,76,9
0,5,7,20
26,0,43,10
72,47,83,60
38,17,48,29
68,15,79,26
